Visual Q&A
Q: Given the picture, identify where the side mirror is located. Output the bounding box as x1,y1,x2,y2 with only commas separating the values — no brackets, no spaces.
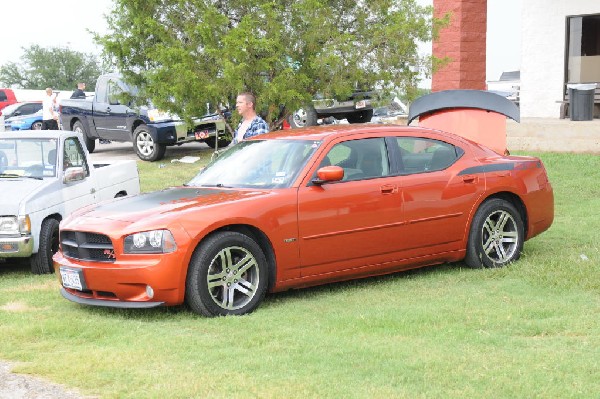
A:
63,166,86,183
312,165,344,185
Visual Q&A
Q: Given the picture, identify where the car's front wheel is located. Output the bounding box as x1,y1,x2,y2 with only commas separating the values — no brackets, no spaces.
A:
30,218,60,274
31,121,43,130
288,105,317,128
133,125,166,162
465,198,524,268
185,231,268,317
204,136,232,149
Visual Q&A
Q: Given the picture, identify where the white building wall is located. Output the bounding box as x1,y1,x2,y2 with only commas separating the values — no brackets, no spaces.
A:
521,0,599,118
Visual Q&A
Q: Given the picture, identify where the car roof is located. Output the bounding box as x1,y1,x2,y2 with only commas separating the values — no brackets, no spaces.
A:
0,130,80,140
250,123,471,144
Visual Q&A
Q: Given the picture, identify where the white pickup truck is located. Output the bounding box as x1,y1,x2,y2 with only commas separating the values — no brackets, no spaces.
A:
0,130,140,274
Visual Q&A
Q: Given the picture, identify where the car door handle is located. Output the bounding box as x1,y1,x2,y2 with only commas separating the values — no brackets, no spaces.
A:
380,184,398,194
462,175,477,184
90,188,96,194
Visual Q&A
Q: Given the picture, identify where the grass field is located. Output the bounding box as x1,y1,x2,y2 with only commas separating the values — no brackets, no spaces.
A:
0,150,598,398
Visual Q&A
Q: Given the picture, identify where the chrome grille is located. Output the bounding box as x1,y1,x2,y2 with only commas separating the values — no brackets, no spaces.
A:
60,230,115,262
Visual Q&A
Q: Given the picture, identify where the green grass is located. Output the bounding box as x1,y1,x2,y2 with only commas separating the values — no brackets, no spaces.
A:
0,151,599,398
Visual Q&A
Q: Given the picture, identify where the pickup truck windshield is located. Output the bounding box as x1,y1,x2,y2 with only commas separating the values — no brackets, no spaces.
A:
188,139,320,189
0,138,58,178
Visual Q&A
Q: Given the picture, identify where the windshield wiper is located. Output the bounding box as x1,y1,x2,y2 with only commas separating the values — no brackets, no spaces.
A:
195,183,234,188
0,173,42,180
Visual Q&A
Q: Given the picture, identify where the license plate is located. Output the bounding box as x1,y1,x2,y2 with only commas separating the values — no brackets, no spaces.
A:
355,100,366,109
60,267,85,291
195,130,209,139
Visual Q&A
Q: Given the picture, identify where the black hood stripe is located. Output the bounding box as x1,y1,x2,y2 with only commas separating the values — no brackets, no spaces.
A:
458,163,515,176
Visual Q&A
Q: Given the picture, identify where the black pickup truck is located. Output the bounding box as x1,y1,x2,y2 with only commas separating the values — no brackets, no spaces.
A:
59,73,231,161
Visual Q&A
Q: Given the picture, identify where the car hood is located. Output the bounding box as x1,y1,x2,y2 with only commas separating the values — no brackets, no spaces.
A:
0,178,48,213
6,112,41,123
76,186,271,223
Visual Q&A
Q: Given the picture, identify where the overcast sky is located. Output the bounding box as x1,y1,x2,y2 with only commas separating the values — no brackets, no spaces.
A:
1,0,521,86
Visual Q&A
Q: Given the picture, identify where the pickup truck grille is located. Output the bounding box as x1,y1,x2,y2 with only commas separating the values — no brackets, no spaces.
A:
60,231,115,263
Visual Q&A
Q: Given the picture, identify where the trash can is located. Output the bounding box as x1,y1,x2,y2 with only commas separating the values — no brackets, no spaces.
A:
567,83,597,121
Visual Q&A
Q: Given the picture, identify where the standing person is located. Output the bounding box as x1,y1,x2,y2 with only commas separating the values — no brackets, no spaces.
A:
233,92,269,144
41,88,59,130
70,82,86,99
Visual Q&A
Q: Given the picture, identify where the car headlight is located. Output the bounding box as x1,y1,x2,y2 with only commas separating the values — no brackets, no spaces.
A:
147,109,177,122
123,230,177,254
0,215,30,235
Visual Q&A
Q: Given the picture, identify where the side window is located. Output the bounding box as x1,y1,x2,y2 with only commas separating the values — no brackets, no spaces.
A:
324,138,389,181
63,138,89,176
107,80,124,105
96,78,108,103
393,137,463,174
23,104,38,114
0,91,7,102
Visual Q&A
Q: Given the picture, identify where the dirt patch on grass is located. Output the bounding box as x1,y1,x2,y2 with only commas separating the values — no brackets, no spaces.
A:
0,361,97,398
0,301,34,312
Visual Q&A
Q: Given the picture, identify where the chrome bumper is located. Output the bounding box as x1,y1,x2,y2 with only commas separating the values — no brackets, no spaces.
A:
0,235,33,258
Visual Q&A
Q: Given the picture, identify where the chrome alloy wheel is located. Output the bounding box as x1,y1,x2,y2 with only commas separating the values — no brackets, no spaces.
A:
135,130,155,157
481,210,519,263
207,246,260,311
292,108,309,127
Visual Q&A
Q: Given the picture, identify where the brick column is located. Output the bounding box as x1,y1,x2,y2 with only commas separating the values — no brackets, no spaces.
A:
432,0,487,91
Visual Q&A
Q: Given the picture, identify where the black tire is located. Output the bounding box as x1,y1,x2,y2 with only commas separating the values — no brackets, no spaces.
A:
204,136,232,149
185,231,268,317
73,120,95,153
288,105,318,128
30,218,60,274
31,121,43,130
465,198,524,268
346,109,374,124
133,125,166,162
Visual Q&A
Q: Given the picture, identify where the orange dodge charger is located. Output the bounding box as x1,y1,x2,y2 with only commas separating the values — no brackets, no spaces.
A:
54,125,554,316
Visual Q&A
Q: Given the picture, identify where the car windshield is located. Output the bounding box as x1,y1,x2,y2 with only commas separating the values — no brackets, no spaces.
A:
0,138,58,178
1,103,21,115
188,139,321,189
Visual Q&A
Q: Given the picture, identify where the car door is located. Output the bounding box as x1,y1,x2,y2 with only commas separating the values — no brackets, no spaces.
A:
60,137,97,213
297,137,404,277
93,77,132,140
391,136,484,257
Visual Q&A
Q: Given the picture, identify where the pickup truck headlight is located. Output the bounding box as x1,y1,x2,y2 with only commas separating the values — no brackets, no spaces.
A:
123,230,177,254
147,109,177,122
0,215,30,235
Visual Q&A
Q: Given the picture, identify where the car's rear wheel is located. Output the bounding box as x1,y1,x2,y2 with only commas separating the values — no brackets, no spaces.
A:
31,121,43,130
73,120,95,153
346,109,374,124
185,231,268,317
465,198,524,268
133,125,166,162
30,218,60,274
288,105,317,128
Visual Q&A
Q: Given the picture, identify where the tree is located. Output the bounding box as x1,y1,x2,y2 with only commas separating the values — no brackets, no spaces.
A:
0,45,104,91
97,0,448,129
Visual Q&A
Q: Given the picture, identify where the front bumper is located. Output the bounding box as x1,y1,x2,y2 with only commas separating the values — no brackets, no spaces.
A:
60,288,164,308
54,250,186,308
150,117,228,145
0,235,33,258
313,100,373,117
